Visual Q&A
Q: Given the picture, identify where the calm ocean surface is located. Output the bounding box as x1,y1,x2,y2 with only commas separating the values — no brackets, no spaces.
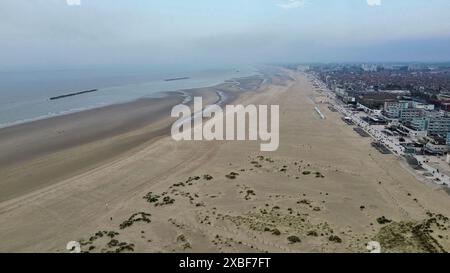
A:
0,65,258,128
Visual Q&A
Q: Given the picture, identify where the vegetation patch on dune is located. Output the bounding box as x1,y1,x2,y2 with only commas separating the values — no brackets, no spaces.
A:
177,234,192,250
374,213,449,253
143,191,175,207
287,235,301,244
78,230,136,253
120,212,152,229
143,192,160,203
106,239,135,253
328,235,342,243
315,172,325,178
225,172,240,179
376,216,392,225
203,174,214,180
155,196,175,206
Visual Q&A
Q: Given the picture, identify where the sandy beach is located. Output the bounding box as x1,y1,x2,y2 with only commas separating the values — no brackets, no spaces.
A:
0,70,449,253
0,76,263,202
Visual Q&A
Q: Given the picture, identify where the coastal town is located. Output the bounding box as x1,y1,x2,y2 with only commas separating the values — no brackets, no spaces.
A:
306,63,450,190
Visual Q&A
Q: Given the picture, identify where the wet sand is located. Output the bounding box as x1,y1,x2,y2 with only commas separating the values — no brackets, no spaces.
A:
0,76,262,202
0,71,449,253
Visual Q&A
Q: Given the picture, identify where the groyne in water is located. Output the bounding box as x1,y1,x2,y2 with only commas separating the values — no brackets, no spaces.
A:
164,77,190,82
50,89,99,100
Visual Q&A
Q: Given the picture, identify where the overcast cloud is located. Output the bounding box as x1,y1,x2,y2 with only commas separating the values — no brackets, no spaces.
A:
1,0,450,70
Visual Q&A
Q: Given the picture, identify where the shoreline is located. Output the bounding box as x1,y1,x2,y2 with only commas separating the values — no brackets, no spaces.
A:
0,74,266,203
0,71,262,130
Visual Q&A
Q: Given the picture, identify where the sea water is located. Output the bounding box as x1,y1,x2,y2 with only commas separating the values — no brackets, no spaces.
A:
0,65,258,128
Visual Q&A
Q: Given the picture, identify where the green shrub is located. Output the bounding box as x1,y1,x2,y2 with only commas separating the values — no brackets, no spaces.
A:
143,192,160,203
287,235,301,243
203,174,214,180
328,235,342,243
377,216,392,225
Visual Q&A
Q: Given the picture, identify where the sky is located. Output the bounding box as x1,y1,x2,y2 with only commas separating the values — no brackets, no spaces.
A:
1,0,450,70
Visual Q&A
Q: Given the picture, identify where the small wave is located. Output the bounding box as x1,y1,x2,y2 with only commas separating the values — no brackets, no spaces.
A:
181,91,193,104
215,90,228,106
0,104,107,129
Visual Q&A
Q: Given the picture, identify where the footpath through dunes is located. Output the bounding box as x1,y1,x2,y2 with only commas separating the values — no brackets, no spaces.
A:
0,71,449,253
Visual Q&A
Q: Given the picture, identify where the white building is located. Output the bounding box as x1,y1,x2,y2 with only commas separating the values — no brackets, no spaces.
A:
425,142,448,155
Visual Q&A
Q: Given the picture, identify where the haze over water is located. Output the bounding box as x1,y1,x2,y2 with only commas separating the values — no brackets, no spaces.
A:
0,65,257,127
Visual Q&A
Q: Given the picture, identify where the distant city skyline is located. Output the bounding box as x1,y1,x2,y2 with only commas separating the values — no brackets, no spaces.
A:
1,0,450,70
